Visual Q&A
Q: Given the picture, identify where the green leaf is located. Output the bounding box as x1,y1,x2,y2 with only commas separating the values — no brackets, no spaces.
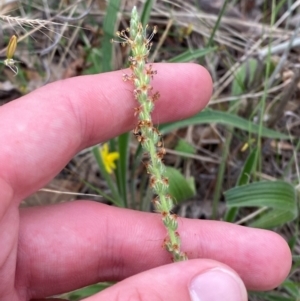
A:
165,167,195,203
232,58,260,95
141,0,155,26
251,291,296,301
64,282,114,300
225,147,259,222
168,47,217,63
237,147,258,186
175,139,196,155
160,108,289,139
250,209,296,229
81,179,114,204
280,279,300,298
224,181,298,228
115,133,130,207
83,47,102,75
101,0,122,72
251,280,299,301
129,143,145,209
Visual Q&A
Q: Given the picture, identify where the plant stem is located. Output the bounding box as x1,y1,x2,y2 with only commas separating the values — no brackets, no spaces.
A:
117,7,187,261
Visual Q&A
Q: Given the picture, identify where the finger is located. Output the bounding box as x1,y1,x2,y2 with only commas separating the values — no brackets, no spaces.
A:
84,260,248,301
32,298,68,301
0,63,212,200
18,202,291,298
0,178,13,220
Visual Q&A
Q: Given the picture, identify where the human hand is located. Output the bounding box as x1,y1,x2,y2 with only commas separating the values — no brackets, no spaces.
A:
0,63,291,301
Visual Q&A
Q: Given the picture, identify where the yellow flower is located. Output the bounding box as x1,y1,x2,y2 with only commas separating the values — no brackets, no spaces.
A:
4,35,19,75
6,35,17,59
100,143,120,174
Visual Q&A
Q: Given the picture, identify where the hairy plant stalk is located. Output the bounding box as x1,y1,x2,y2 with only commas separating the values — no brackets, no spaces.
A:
117,7,187,262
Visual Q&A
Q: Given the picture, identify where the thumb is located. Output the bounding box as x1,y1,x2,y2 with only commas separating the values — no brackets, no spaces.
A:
83,259,248,301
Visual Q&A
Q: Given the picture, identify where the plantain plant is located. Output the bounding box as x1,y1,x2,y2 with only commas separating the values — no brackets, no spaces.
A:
115,6,187,262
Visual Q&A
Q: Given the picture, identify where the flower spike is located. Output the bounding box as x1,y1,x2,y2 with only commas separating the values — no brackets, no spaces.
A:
119,7,187,262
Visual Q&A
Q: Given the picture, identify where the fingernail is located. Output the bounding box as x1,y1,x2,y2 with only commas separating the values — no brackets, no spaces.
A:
189,267,248,301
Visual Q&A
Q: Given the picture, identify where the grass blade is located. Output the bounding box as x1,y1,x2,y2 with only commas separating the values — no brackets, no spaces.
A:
168,47,217,63
160,109,290,139
115,133,130,207
101,0,122,72
141,0,155,26
225,147,259,222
